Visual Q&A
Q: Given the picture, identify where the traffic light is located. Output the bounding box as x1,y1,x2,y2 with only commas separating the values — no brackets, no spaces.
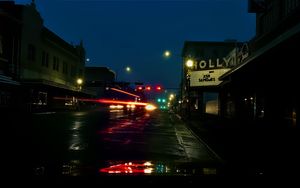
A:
136,86,144,91
145,86,151,91
155,85,162,91
157,98,166,103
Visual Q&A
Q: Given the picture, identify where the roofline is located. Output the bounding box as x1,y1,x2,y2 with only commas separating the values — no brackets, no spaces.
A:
182,40,239,57
220,21,300,80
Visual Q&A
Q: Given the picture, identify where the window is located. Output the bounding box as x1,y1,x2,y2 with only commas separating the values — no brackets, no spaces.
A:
27,44,36,61
41,51,49,67
71,65,76,77
53,56,59,71
284,0,300,16
63,61,68,74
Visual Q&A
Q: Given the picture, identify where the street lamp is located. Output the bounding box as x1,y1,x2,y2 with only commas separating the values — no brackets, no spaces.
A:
125,66,131,72
163,50,171,58
77,78,83,91
184,58,194,119
162,50,194,115
77,78,83,85
185,59,194,68
115,66,132,82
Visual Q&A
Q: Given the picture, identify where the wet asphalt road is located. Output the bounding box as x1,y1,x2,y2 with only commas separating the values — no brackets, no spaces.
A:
27,107,221,176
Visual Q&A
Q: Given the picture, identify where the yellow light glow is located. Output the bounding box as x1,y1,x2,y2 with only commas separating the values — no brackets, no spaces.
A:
145,104,157,111
126,66,131,72
109,105,124,109
186,59,194,67
164,50,171,57
109,105,116,109
77,78,83,85
144,161,153,166
144,168,153,174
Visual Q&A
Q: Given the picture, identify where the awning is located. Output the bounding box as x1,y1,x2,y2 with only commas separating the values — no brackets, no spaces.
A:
220,22,300,80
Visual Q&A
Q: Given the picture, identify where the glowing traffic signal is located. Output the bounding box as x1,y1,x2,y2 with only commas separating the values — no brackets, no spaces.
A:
157,98,166,103
155,85,162,91
145,86,151,91
137,86,143,90
135,84,163,92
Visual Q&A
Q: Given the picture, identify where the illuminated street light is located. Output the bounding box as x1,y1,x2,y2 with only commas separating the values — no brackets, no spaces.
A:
77,78,83,85
169,94,175,101
76,78,83,92
163,50,171,57
126,66,131,72
185,59,194,68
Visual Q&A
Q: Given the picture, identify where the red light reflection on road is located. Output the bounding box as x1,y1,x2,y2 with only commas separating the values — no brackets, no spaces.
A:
99,161,153,174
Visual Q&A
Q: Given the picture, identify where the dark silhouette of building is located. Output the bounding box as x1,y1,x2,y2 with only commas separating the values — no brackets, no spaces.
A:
0,1,22,111
85,66,115,98
220,0,300,127
0,1,92,112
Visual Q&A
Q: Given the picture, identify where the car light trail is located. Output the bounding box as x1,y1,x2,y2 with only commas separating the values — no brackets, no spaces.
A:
110,87,140,98
145,104,157,111
97,99,148,106
53,97,156,111
109,105,124,109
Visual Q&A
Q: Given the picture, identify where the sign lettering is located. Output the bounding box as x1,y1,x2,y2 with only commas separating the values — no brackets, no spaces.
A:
190,69,230,87
195,56,236,70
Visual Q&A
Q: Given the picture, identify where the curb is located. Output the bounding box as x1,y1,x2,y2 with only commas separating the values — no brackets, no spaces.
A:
173,113,224,163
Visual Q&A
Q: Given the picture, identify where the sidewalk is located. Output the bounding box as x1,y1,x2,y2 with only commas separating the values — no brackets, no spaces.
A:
174,111,300,176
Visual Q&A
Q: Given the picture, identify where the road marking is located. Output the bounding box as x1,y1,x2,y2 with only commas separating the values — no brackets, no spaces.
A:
174,127,189,160
175,114,182,120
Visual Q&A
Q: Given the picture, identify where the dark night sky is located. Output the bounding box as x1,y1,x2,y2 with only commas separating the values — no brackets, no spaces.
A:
16,0,256,90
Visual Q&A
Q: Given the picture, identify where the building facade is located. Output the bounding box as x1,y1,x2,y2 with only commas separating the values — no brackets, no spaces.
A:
0,1,22,111
85,66,115,98
220,0,300,127
180,41,241,118
0,1,89,112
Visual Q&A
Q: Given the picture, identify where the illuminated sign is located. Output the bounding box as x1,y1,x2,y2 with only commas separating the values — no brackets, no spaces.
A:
193,55,236,70
190,69,230,87
190,44,249,71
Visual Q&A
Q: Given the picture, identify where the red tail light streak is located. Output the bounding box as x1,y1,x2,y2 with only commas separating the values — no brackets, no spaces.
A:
110,87,140,98
53,97,156,111
97,99,148,106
